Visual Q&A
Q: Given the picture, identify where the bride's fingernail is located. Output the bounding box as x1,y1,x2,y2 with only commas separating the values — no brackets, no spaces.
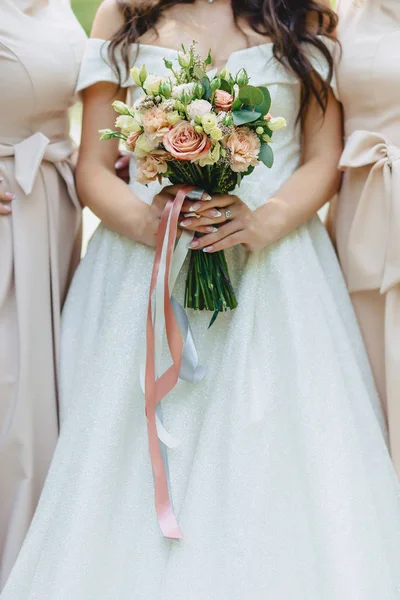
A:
190,240,199,249
205,226,218,233
181,219,192,227
189,203,201,212
5,192,15,200
202,192,212,201
210,209,222,218
0,177,4,183
203,246,213,253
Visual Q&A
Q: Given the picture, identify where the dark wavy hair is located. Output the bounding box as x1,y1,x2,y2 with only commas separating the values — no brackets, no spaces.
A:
108,0,337,120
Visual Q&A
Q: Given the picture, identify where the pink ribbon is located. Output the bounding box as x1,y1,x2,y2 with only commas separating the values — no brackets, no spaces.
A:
145,186,194,540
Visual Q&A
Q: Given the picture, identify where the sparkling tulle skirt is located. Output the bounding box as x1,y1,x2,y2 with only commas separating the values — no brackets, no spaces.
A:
2,215,400,600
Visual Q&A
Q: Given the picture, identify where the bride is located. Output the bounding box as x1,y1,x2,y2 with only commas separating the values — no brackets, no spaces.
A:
3,0,400,597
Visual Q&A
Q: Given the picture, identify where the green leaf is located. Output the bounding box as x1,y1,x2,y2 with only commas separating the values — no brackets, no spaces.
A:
232,97,242,111
208,308,220,328
219,79,233,94
193,66,206,80
259,143,274,168
232,110,262,126
239,85,264,107
200,76,212,100
255,86,271,115
204,50,212,65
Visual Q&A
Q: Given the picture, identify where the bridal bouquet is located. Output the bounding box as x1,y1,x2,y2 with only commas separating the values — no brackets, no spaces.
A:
101,44,286,314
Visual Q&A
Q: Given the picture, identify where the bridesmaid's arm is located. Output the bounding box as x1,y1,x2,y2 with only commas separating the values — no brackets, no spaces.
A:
76,1,168,247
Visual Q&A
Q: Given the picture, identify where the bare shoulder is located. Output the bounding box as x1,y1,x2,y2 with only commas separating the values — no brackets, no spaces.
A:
91,0,126,40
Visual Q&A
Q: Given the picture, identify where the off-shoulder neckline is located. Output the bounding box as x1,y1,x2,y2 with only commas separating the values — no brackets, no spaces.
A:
90,37,274,64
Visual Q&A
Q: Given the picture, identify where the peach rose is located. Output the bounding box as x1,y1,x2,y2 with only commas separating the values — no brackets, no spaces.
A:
126,130,141,150
136,151,169,185
163,121,212,162
141,106,171,143
214,90,234,113
224,127,261,173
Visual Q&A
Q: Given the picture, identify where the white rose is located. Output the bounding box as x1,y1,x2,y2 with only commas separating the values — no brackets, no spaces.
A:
186,99,213,121
115,115,141,134
171,82,196,100
143,74,163,95
268,116,287,132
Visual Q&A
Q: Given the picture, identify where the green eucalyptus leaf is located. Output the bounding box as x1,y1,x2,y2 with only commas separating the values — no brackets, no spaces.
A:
259,143,274,168
232,110,262,125
255,86,271,115
239,85,264,107
244,165,255,176
200,76,212,100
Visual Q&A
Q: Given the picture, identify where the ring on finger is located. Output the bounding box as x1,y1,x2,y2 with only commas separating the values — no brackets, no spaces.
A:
225,209,232,219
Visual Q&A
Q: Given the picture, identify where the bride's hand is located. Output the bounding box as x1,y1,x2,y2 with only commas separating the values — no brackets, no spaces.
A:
180,194,290,253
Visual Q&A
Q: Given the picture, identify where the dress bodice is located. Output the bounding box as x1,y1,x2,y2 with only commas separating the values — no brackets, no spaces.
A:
77,37,337,210
337,0,400,141
0,0,86,147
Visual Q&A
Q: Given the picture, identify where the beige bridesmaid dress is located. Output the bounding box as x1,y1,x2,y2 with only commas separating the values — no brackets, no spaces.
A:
334,0,400,472
0,0,85,587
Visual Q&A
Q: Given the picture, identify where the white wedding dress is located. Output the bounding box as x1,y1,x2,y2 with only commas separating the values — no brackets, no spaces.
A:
3,39,400,600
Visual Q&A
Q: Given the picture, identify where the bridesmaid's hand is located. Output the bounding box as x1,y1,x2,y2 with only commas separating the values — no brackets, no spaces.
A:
114,152,130,184
180,194,289,253
0,178,14,215
137,184,188,247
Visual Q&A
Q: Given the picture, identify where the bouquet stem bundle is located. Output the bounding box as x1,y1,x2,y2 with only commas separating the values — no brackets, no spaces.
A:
168,161,238,313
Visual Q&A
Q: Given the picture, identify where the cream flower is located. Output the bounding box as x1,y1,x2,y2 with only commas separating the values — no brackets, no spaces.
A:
115,115,141,135
136,152,169,185
143,74,163,95
125,131,141,151
167,111,183,126
268,116,287,131
210,127,223,142
134,133,157,158
141,106,171,143
201,113,219,134
199,142,221,167
178,51,191,68
112,101,131,115
130,66,142,86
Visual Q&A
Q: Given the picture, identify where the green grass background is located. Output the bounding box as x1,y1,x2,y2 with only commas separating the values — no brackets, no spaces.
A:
72,0,101,34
